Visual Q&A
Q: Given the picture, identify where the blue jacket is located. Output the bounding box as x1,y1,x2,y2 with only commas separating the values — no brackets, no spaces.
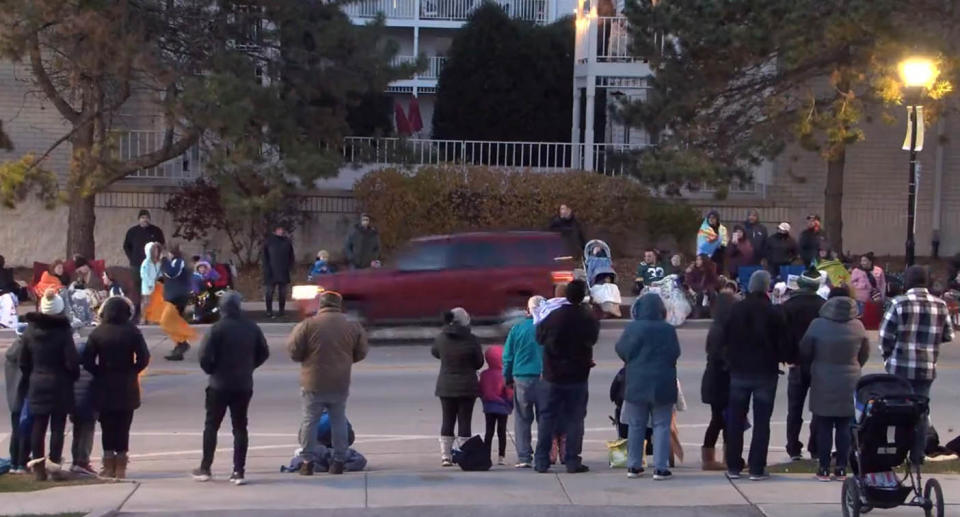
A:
614,294,681,405
502,318,542,382
161,257,192,302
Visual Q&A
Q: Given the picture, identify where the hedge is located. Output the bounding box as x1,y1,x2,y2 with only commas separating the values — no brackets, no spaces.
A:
353,166,699,256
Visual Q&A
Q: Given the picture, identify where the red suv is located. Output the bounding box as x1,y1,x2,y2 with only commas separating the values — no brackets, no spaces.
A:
292,231,575,324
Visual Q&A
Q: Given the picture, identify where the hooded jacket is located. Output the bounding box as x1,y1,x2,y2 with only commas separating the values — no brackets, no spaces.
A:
140,242,163,296
799,228,827,267
780,289,826,366
722,292,789,377
344,225,382,269
479,345,514,415
82,297,150,411
19,312,79,414
431,323,484,398
615,295,681,405
766,232,799,266
199,293,270,392
161,256,192,303
799,296,870,417
743,219,768,265
536,303,600,384
288,308,369,397
501,317,542,381
697,211,729,258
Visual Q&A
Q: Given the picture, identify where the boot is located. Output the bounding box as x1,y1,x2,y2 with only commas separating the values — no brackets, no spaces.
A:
440,436,455,467
100,451,117,478
114,453,129,479
30,459,47,481
165,342,190,361
701,447,725,471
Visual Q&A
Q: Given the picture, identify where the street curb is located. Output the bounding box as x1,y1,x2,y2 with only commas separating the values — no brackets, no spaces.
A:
84,509,117,517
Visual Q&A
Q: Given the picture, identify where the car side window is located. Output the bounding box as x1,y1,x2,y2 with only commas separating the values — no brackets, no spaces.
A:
451,241,507,269
394,243,450,272
511,239,568,266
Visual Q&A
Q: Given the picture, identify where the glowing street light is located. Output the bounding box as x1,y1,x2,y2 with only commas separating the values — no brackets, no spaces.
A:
898,56,939,266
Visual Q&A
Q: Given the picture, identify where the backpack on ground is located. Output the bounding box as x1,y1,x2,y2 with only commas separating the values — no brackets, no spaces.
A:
452,435,492,472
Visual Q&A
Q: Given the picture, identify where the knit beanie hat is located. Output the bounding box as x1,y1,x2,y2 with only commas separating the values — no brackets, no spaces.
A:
40,288,64,315
449,307,471,327
318,291,343,310
138,209,151,219
797,269,822,291
748,269,772,294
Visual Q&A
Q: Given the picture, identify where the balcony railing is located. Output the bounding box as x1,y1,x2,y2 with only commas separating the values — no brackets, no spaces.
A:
341,137,650,175
115,130,203,180
391,55,447,79
344,0,547,23
576,16,642,64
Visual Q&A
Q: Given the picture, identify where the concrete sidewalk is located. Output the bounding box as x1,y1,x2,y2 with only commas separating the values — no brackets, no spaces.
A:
2,470,957,517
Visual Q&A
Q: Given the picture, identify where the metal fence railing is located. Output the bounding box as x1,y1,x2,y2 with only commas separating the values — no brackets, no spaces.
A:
114,130,203,180
345,0,547,23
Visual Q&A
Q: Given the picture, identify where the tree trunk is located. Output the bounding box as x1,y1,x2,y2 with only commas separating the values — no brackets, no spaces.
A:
824,148,845,255
66,193,96,259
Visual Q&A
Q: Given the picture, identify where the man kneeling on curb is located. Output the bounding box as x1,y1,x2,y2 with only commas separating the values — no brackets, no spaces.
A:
192,292,270,485
288,291,368,475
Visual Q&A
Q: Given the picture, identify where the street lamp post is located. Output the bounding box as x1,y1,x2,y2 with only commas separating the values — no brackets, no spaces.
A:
898,57,938,266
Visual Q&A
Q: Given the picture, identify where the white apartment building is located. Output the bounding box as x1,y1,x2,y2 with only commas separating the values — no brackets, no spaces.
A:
344,0,577,136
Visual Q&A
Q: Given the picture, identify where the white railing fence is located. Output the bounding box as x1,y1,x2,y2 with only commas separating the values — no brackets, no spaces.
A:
346,0,547,23
114,130,203,180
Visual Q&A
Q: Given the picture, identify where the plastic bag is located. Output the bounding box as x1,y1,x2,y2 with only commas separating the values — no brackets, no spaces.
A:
607,439,628,468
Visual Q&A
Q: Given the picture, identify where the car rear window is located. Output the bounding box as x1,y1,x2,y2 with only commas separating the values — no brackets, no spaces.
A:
509,237,571,266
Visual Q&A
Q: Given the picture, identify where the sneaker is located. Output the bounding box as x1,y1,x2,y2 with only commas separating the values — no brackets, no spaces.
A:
229,471,247,486
70,463,98,477
497,456,506,466
653,469,672,480
833,468,846,481
749,472,770,481
441,458,453,467
790,454,804,462
329,461,345,475
816,468,831,482
192,467,211,482
566,464,590,474
514,462,533,469
10,467,26,475
627,468,644,479
725,471,741,480
265,311,275,319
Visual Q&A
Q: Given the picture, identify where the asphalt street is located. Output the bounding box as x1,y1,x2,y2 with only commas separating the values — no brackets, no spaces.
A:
2,324,957,480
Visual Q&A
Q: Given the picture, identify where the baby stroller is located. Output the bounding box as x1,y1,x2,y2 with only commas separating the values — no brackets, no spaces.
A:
584,240,622,318
842,374,944,517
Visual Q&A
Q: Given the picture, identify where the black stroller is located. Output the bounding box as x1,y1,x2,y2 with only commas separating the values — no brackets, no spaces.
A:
842,374,944,517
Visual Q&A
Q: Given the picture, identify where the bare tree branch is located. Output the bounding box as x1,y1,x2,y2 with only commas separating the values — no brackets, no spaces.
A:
28,34,81,124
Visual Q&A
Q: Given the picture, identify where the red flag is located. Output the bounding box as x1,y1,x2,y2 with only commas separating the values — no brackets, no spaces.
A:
408,96,423,133
394,100,412,136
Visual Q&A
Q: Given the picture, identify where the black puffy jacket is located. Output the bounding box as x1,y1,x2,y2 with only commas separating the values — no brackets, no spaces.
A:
82,297,150,411
199,293,269,392
20,312,79,415
536,304,600,384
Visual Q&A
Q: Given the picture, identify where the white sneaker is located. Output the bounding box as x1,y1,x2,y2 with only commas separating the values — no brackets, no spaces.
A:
497,456,506,466
514,462,533,469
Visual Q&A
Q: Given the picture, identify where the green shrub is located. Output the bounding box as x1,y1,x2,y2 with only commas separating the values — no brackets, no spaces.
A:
354,166,700,257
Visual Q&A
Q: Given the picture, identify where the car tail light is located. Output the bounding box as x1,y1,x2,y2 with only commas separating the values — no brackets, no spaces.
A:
292,285,324,301
551,271,574,284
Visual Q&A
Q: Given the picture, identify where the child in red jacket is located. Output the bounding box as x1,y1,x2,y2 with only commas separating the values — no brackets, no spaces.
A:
480,345,513,465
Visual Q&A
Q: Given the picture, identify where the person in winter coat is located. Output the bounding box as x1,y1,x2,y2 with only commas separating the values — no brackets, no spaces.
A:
70,339,97,477
724,226,755,279
82,296,149,479
34,261,66,299
700,292,737,471
502,295,544,468
263,225,296,318
20,290,80,481
781,270,827,461
288,291,368,475
192,292,269,485
160,244,196,361
432,307,484,467
743,210,768,266
123,210,165,323
685,255,719,318
5,329,30,473
480,345,513,466
344,214,381,270
140,242,164,323
307,250,334,281
548,204,587,259
798,215,828,267
534,280,600,474
721,270,788,480
799,294,870,481
766,223,799,278
696,210,729,268
850,253,886,310
615,294,681,480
